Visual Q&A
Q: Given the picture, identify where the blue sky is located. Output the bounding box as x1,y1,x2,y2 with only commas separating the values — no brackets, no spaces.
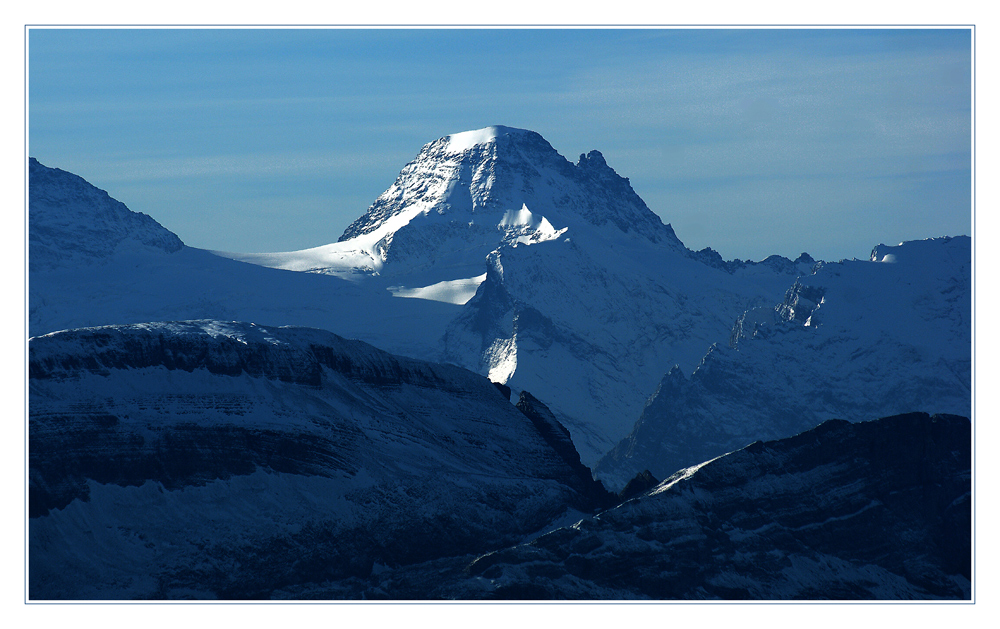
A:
28,28,972,262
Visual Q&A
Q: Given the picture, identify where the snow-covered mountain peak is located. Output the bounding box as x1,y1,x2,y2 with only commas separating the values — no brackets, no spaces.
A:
223,126,692,289
331,126,684,276
220,125,817,301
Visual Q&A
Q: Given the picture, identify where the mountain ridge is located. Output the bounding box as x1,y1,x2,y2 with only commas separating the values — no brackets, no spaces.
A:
29,157,183,271
29,319,610,598
595,235,971,487
28,131,824,467
443,412,971,600
215,126,812,286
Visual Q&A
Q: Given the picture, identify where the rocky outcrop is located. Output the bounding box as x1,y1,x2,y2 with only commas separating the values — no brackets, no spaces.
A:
492,381,512,401
31,321,467,389
515,391,616,510
617,469,659,502
689,246,816,276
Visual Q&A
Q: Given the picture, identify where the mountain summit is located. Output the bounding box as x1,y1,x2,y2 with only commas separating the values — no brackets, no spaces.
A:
340,125,682,253
218,126,688,287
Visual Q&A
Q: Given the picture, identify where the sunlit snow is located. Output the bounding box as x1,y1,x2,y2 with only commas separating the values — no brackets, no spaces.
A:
499,204,569,246
499,204,544,229
211,243,380,280
649,457,721,496
387,273,487,305
445,125,529,153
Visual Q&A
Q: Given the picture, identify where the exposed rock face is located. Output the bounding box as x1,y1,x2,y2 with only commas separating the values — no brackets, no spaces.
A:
691,247,817,275
514,392,616,509
596,236,971,488
617,469,659,502
492,381,512,401
29,320,607,600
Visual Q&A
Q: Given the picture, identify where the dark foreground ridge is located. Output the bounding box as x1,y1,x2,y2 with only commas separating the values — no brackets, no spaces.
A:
444,412,971,600
28,320,609,599
49,403,960,601
299,412,969,599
